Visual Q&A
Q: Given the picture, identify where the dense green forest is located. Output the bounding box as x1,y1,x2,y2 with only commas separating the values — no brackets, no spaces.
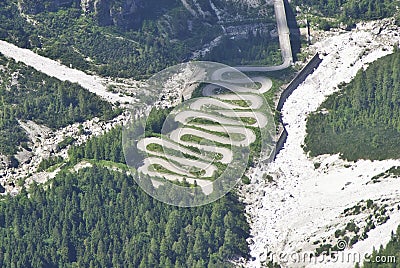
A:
34,7,218,78
361,226,400,267
66,107,175,168
3,121,252,267
305,49,400,161
0,0,34,48
203,31,282,66
0,55,119,156
291,0,400,23
0,166,250,267
68,127,125,165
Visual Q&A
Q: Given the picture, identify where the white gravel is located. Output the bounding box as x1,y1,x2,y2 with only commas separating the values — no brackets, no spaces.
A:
244,20,400,268
0,40,136,104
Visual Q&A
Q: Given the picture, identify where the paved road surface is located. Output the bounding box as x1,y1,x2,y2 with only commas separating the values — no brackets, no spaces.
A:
136,0,293,195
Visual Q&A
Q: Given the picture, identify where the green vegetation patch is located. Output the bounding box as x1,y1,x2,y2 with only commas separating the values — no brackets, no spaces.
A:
181,134,231,149
370,166,400,183
37,156,64,172
291,0,400,26
240,117,257,125
68,127,124,165
222,99,251,108
202,32,283,66
149,164,180,176
189,117,224,125
146,143,164,154
56,137,76,151
189,125,246,141
305,50,400,161
189,167,206,177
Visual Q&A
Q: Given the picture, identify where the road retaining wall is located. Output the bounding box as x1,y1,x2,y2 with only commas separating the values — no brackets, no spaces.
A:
277,53,322,111
272,53,322,161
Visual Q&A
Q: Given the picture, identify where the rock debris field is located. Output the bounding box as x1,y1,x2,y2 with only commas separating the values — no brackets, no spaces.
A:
243,19,400,268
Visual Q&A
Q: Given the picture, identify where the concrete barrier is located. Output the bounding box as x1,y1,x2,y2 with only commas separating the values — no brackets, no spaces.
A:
277,53,322,112
272,53,323,160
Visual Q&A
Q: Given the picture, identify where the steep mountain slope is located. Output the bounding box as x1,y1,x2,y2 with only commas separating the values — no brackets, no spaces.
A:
0,54,119,157
291,0,399,20
305,50,400,161
17,0,161,29
0,0,277,78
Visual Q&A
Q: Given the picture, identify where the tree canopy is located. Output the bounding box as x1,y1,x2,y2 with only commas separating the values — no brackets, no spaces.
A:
292,0,399,21
0,166,250,267
305,49,400,161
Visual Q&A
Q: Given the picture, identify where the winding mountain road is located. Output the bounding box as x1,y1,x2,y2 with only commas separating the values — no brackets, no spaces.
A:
236,0,293,72
137,75,273,194
0,0,293,198
137,0,293,195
